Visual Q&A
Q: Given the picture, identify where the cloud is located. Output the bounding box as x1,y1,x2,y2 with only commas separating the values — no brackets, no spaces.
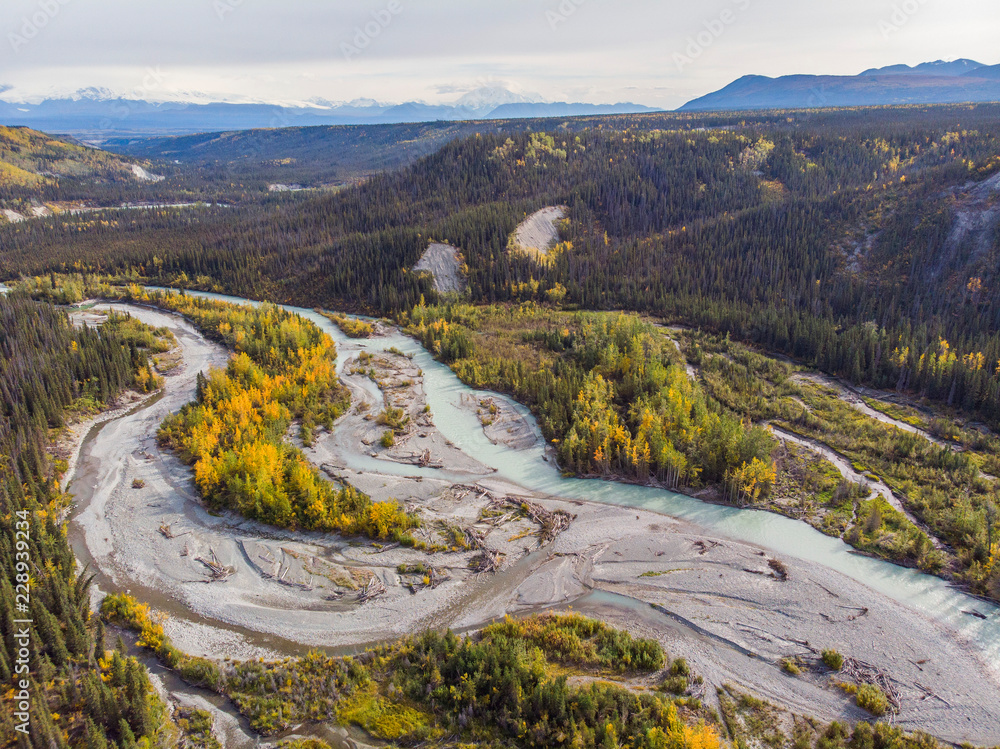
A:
433,83,478,95
432,78,523,96
0,0,997,109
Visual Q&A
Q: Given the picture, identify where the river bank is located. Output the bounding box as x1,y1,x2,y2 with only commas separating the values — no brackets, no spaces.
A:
62,297,1000,746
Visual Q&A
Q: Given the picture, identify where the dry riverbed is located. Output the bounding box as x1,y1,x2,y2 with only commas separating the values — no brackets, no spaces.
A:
63,304,1000,746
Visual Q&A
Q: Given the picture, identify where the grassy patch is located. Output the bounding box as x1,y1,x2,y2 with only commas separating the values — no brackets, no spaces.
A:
718,685,786,749
336,686,437,741
176,708,221,749
780,657,802,675
862,397,926,428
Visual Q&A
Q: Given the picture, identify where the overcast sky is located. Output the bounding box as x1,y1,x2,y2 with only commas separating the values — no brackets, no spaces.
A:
2,0,997,108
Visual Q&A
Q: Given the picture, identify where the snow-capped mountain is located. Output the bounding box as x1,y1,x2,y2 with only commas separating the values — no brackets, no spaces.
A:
0,85,659,139
453,86,544,116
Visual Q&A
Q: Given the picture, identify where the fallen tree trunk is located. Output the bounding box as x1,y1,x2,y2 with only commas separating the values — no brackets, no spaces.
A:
358,575,387,603
196,548,235,582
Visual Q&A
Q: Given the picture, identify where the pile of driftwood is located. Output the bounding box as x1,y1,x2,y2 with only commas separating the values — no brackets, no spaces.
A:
470,547,503,574
464,527,487,547
843,657,901,714
418,449,437,468
484,494,574,544
196,548,235,582
464,527,503,574
438,484,575,574
358,575,387,604
395,449,444,468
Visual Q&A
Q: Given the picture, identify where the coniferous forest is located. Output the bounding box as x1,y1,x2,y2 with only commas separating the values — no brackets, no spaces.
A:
4,105,1000,427
3,104,1000,749
0,291,172,747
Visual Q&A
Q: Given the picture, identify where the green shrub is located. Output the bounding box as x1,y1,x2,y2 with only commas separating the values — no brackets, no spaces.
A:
856,683,889,716
781,657,802,675
821,649,844,671
179,657,224,691
380,431,396,448
376,406,409,430
661,674,689,694
177,708,221,749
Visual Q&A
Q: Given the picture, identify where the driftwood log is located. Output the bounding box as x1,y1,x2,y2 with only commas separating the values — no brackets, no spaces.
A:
196,548,235,582
358,575,387,603
842,657,901,714
484,493,574,544
159,522,190,540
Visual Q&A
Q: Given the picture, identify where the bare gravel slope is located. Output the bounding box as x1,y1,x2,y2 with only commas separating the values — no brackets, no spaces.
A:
413,242,466,294
511,206,566,256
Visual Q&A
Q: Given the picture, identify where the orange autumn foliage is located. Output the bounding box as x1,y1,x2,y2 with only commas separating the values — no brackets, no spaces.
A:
148,292,415,539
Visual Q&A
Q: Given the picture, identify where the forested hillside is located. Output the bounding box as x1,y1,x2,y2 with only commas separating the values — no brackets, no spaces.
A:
103,120,537,192
0,292,173,747
95,108,813,193
3,105,1000,429
0,126,179,218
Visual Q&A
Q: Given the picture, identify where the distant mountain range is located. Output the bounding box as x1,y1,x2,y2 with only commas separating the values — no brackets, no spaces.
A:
681,59,1000,111
7,60,998,139
0,86,660,142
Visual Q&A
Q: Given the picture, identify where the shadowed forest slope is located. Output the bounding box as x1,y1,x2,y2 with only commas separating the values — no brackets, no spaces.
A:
3,105,1000,425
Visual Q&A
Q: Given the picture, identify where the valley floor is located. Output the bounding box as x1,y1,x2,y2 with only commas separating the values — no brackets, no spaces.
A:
64,302,1000,746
